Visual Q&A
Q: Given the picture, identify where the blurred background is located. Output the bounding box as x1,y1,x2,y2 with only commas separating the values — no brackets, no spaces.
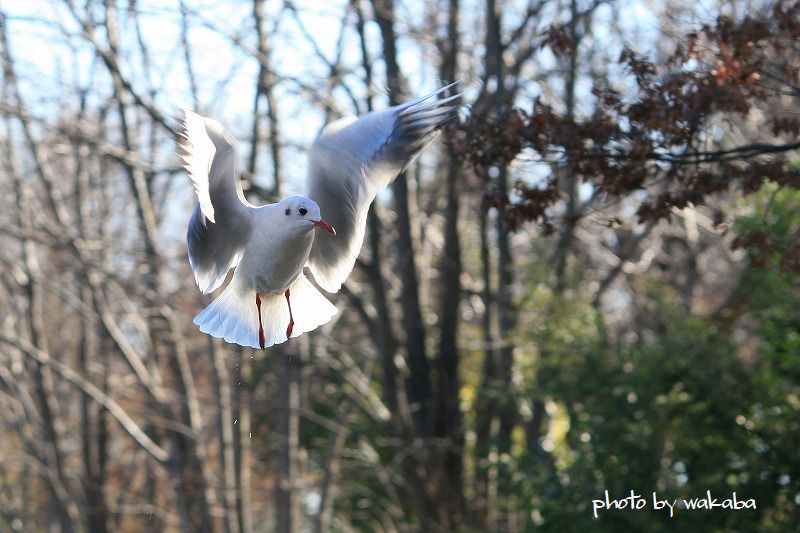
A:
0,0,798,531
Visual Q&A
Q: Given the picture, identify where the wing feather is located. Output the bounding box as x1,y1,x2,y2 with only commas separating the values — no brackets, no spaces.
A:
179,110,254,294
306,83,461,293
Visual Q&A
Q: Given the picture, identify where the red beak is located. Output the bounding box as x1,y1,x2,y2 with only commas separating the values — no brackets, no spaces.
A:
313,219,336,236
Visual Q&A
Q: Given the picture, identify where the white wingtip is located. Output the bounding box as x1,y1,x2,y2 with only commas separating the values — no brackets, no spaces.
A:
179,109,217,224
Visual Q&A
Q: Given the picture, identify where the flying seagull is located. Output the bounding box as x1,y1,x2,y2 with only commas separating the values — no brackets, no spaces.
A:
179,82,460,349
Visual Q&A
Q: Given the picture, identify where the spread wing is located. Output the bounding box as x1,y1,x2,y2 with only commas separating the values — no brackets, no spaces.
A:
179,110,255,294
306,82,460,293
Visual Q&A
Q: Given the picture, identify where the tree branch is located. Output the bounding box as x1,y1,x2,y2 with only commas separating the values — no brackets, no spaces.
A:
0,334,170,464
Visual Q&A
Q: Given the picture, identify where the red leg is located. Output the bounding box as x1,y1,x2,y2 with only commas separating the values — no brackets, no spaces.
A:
255,293,265,350
284,288,294,339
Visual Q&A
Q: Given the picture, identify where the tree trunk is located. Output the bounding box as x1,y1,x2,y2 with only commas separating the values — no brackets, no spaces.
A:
274,351,300,533
212,338,242,533
370,0,432,437
433,0,465,529
473,198,497,528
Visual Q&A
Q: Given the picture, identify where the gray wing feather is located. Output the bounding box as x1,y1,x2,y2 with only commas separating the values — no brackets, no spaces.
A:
179,110,254,294
307,83,460,293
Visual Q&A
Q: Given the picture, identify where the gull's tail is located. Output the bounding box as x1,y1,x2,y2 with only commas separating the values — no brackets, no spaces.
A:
194,276,337,349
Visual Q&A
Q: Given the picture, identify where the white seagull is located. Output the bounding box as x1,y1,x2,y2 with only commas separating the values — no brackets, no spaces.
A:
179,83,460,349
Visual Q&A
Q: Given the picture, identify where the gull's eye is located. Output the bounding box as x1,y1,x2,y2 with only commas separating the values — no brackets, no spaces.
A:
299,206,308,216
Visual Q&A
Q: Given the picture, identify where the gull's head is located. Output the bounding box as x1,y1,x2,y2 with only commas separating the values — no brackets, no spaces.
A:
280,196,336,235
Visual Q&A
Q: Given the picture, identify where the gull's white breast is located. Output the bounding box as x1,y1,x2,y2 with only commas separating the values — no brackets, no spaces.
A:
234,205,315,294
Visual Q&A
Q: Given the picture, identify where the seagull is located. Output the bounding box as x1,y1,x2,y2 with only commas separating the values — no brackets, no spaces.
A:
179,82,460,349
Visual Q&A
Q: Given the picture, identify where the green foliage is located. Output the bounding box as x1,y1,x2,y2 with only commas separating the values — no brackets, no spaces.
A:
502,190,800,532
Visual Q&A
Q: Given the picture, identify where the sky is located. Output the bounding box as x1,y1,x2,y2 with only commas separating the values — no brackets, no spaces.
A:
1,0,670,206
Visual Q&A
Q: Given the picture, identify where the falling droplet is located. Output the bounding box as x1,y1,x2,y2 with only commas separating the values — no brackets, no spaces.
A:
249,432,252,439
234,419,238,424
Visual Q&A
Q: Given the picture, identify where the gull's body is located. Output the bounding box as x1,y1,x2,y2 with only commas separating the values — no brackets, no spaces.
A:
179,83,460,349
233,200,315,294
